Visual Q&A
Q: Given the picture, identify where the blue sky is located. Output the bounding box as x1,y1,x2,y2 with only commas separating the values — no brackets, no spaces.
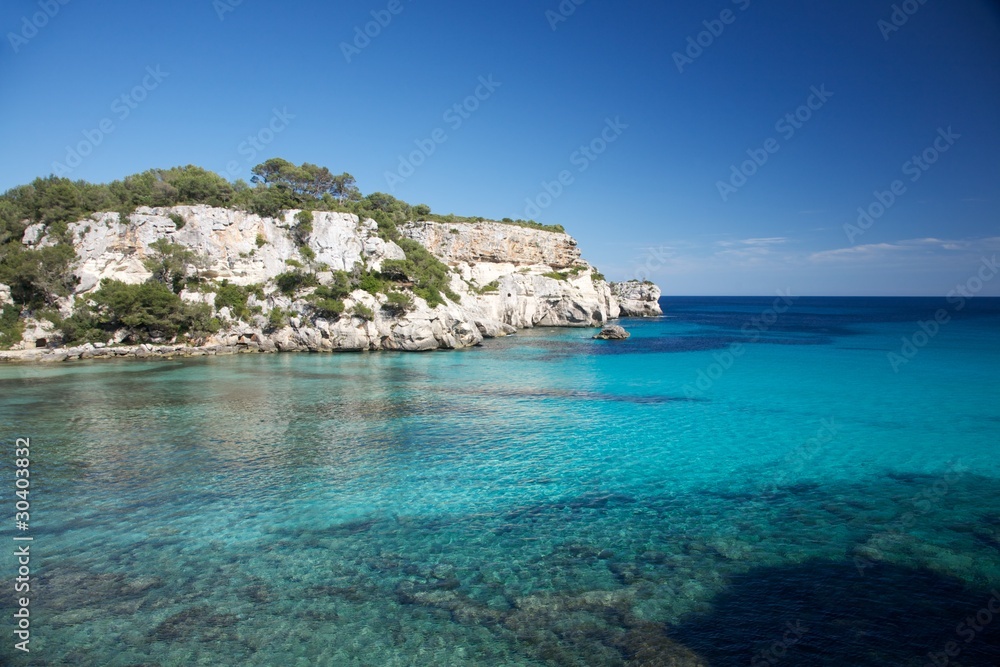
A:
1,0,998,295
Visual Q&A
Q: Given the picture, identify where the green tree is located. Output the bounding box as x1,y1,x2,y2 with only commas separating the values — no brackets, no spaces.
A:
0,243,78,308
293,210,314,246
331,172,360,202
67,279,219,343
164,166,234,206
37,179,83,230
143,239,203,293
365,192,407,214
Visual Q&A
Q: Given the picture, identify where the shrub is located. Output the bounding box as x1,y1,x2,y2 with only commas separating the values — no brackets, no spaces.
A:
299,245,316,262
383,291,414,314
293,210,313,246
357,271,385,295
214,280,252,320
0,305,24,349
322,272,352,300
351,303,375,321
309,296,345,319
473,280,499,295
591,272,606,283
307,282,351,319
274,271,318,296
543,271,568,281
386,238,460,307
255,233,267,248
413,204,431,216
267,308,287,331
168,212,186,229
62,279,219,344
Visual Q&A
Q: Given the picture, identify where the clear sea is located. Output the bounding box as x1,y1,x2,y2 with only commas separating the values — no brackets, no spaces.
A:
1,297,999,666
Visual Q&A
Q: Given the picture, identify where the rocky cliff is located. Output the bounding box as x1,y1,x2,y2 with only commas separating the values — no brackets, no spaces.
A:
4,206,662,360
611,281,663,317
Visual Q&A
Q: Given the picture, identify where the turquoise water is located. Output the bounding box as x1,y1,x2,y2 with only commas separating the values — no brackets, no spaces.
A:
1,297,999,666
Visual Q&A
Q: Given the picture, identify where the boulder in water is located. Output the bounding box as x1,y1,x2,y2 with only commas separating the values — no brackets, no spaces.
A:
593,325,630,340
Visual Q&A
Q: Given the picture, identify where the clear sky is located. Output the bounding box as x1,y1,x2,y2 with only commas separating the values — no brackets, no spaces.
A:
1,0,998,295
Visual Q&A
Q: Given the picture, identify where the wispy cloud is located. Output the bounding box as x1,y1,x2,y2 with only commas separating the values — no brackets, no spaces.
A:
809,242,903,262
809,237,1000,263
716,237,788,248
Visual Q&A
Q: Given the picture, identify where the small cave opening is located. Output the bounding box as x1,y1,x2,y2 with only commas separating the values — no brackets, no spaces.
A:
34,338,47,348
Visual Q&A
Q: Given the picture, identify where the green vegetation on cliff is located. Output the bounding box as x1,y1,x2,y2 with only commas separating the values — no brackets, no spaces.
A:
0,159,570,349
61,280,219,345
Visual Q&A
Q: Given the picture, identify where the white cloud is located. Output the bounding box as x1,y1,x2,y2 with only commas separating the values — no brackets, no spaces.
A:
809,237,1000,263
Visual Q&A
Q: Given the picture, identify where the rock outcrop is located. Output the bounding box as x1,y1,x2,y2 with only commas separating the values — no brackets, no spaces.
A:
611,281,663,317
3,206,663,360
594,325,631,340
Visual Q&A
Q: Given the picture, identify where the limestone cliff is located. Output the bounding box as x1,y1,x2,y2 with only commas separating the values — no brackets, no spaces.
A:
611,281,663,317
5,206,662,359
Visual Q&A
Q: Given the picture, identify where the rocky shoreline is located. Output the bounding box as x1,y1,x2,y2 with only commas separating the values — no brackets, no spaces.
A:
0,322,624,364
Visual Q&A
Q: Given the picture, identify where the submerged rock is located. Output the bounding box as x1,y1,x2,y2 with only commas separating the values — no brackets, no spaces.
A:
594,325,631,340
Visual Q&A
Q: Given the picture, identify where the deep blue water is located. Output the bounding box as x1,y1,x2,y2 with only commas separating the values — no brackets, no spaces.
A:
1,297,999,666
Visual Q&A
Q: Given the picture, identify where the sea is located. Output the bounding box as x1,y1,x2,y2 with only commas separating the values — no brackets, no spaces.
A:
1,296,998,666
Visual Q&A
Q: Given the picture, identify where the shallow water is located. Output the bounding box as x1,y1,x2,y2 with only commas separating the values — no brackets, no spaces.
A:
1,297,999,666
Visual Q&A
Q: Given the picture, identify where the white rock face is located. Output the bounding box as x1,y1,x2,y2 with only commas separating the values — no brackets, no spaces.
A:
401,220,581,268
451,265,619,329
402,221,622,329
611,281,663,317
19,206,662,353
65,206,406,293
